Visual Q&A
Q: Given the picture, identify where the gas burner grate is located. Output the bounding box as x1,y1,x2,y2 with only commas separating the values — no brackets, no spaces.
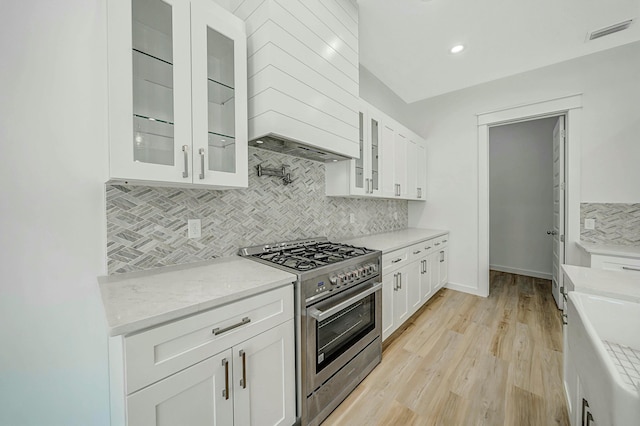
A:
251,240,375,271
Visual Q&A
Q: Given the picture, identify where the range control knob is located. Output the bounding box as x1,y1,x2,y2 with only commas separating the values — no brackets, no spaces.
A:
338,274,346,283
329,275,338,285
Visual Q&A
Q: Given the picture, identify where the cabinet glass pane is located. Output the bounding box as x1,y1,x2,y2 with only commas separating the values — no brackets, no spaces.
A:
371,118,379,190
132,0,175,166
207,27,235,173
355,112,364,189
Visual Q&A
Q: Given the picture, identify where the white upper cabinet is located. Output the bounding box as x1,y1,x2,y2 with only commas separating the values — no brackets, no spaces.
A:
326,100,427,201
325,100,382,197
108,0,248,188
230,0,359,159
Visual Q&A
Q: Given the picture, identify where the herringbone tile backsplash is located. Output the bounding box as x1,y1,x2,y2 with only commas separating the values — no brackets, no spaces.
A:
106,147,408,274
581,203,640,246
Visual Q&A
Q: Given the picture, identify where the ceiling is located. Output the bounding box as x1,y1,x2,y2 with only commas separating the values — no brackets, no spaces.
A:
357,0,640,103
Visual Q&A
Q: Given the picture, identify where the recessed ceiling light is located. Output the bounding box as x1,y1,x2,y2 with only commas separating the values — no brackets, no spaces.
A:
450,44,465,54
256,140,264,144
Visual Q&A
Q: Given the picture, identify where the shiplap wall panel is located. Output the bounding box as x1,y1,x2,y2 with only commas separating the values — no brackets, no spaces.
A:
247,40,359,98
245,13,357,82
232,0,359,158
250,89,358,141
249,47,358,111
249,67,356,125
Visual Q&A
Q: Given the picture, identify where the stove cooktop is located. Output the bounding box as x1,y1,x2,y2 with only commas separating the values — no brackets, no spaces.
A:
239,238,376,272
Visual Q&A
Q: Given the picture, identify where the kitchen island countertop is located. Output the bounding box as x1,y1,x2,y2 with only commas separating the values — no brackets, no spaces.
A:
341,228,448,253
99,257,297,336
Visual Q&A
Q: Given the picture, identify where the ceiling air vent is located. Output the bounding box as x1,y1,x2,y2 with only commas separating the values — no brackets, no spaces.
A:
588,19,634,41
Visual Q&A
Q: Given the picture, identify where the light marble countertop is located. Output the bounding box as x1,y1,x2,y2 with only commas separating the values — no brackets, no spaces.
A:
342,228,449,253
577,241,640,259
562,264,640,303
99,257,297,337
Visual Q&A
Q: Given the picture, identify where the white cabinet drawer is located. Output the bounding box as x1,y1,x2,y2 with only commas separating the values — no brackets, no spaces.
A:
124,285,294,394
591,255,640,272
408,242,427,263
382,248,409,274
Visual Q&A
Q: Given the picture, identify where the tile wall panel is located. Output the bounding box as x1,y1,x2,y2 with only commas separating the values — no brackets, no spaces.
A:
106,147,408,274
581,203,640,245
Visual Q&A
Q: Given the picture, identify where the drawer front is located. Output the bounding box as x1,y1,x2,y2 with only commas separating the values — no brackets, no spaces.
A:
382,248,409,274
408,242,427,263
124,285,294,394
431,236,447,251
593,255,640,272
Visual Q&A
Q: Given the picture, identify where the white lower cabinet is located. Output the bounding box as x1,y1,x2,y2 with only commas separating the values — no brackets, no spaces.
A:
232,321,295,426
110,285,295,426
382,234,449,341
127,349,233,425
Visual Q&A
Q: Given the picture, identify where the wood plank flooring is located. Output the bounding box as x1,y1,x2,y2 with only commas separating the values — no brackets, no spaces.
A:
322,271,569,426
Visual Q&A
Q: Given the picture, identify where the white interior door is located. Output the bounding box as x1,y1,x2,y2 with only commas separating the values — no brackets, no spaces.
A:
551,116,566,309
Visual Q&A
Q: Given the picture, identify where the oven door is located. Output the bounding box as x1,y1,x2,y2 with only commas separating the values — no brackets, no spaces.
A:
305,279,382,395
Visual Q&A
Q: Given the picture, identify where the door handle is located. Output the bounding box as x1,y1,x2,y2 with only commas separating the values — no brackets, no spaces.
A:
222,358,229,399
199,148,205,179
182,145,189,178
239,350,247,389
547,230,558,235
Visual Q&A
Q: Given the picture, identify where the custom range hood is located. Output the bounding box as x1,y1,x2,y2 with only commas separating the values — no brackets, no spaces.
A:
230,0,360,162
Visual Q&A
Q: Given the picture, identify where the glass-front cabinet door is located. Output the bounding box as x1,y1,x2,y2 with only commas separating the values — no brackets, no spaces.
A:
191,0,247,187
369,116,380,195
107,0,247,188
353,111,366,194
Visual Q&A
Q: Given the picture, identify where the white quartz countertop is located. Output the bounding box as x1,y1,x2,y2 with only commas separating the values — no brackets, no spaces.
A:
577,241,640,259
342,228,448,253
99,257,297,337
562,264,640,303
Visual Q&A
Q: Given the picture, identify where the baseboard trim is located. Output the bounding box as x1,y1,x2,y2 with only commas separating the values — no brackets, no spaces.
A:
490,264,552,280
444,282,488,297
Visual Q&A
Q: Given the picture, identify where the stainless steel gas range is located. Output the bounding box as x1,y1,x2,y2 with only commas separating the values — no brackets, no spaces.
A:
239,238,382,426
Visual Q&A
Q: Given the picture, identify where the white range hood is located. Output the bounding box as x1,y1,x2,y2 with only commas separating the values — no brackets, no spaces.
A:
230,0,360,161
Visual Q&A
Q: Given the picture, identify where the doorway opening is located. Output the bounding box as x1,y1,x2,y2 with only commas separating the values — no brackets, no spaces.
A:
488,115,565,309
476,94,583,308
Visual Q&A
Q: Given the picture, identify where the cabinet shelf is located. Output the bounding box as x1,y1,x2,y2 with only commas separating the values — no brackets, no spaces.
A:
133,48,173,66
208,77,234,106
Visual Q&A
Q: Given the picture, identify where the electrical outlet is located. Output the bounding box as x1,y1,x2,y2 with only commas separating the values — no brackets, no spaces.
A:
188,219,201,238
349,213,356,224
584,218,595,230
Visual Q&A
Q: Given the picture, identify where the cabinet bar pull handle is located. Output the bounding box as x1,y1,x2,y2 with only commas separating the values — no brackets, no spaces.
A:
582,399,589,426
240,350,247,389
622,266,640,272
399,273,402,289
222,358,229,400
182,145,189,178
442,239,448,243
413,250,422,254
434,242,440,246
199,148,205,180
440,251,445,263
586,412,594,426
212,317,251,335
393,273,398,291
392,258,402,263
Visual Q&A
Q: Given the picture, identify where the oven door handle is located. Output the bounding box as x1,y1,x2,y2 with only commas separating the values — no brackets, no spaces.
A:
308,282,382,322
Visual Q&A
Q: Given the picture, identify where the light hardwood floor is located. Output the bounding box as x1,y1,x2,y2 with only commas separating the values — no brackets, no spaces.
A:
322,271,569,426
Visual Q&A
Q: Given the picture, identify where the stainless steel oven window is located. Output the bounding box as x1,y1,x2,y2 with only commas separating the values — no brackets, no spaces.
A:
314,292,376,372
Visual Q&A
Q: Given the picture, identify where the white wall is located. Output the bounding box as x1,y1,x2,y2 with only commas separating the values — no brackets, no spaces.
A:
0,1,110,424
489,118,556,279
408,41,640,293
359,65,415,129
